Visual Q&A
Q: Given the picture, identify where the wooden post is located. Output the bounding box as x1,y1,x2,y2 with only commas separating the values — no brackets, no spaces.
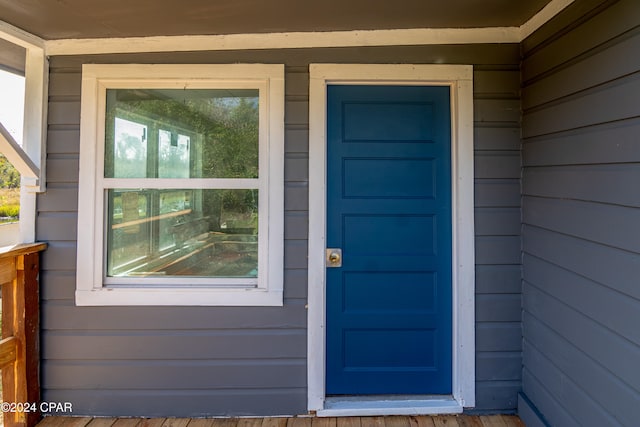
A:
22,252,42,427
0,243,46,427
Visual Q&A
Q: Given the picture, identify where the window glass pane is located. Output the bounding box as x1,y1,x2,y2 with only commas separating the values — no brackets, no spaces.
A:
105,89,259,179
158,129,190,178
108,191,150,269
111,117,148,178
106,188,258,279
159,189,192,250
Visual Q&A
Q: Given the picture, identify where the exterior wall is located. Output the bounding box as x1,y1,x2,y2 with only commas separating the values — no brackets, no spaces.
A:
520,0,640,426
39,45,522,416
0,38,25,75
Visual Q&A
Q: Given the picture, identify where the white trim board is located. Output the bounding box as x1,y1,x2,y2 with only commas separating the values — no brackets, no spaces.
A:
0,19,45,50
0,20,49,246
45,27,520,55
0,121,39,180
40,0,573,55
307,64,476,414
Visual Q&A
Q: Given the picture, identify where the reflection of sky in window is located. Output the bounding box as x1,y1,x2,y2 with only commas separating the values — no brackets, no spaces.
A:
114,117,147,178
0,70,25,145
115,117,147,160
159,129,171,147
178,134,190,149
158,129,189,178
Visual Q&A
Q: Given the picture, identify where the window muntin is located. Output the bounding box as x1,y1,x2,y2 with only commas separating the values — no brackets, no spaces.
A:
76,64,284,305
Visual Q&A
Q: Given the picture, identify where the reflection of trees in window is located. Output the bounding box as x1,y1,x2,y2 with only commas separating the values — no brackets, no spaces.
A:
115,92,259,178
112,117,148,178
201,97,259,179
158,130,190,178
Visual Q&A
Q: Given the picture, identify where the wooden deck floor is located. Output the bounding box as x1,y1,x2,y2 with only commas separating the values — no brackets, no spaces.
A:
37,415,525,427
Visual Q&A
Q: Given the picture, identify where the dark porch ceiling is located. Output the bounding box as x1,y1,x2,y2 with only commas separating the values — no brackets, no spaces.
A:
0,0,553,40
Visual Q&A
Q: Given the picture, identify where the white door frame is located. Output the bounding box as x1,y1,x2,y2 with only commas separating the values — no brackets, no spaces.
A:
307,64,475,416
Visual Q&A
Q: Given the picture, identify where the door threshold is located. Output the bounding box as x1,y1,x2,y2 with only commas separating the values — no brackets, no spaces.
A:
317,395,463,417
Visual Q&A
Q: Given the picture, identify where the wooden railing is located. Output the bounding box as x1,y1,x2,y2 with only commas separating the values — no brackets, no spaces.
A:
0,243,46,427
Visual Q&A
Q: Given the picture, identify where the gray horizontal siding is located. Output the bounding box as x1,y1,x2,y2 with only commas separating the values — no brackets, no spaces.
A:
522,0,640,81
473,64,522,412
42,303,307,331
47,389,307,418
42,59,310,417
475,208,521,236
520,0,640,425
476,323,522,353
524,282,640,392
474,180,521,208
522,28,640,110
524,226,639,301
524,197,640,253
39,44,522,416
44,361,306,390
523,164,640,208
524,255,640,345
522,72,640,138
523,117,640,167
43,331,306,360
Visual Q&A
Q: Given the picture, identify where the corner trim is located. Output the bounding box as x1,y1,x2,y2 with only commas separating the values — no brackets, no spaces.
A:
518,393,551,427
520,0,575,40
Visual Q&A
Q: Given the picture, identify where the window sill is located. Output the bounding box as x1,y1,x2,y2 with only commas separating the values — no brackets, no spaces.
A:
75,287,283,306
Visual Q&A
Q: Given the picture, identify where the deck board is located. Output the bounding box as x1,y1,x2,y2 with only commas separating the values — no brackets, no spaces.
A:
186,420,214,427
311,418,336,427
86,419,118,427
381,417,410,427
161,419,191,427
336,418,360,427
112,420,142,427
138,419,167,427
287,418,312,427
455,415,483,427
407,416,435,427
37,416,523,427
363,417,385,427
432,416,460,427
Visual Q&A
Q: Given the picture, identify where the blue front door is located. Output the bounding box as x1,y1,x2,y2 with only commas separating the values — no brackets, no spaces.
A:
326,85,452,395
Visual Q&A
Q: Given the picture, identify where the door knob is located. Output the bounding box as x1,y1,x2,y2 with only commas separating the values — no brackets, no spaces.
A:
326,248,342,267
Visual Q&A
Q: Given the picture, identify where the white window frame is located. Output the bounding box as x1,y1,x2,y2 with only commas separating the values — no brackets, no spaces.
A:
76,64,284,306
